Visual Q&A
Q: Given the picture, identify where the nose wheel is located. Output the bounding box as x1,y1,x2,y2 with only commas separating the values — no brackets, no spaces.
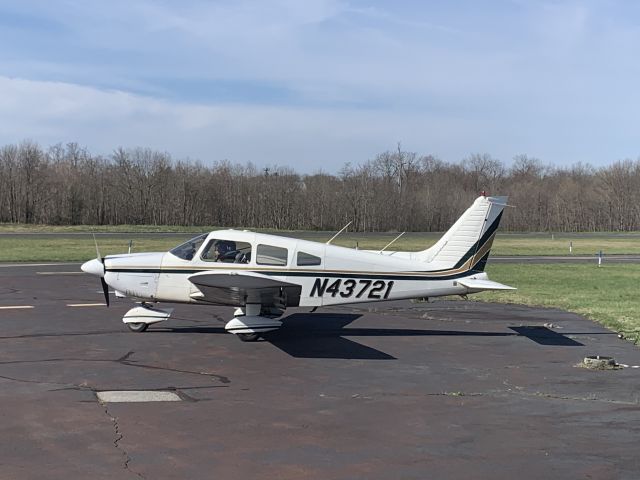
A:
127,322,149,333
123,304,173,332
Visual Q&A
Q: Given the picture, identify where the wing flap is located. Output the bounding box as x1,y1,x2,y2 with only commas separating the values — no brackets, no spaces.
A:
188,271,301,307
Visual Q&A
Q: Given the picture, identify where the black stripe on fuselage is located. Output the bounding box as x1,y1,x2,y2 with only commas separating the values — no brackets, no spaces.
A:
105,268,482,282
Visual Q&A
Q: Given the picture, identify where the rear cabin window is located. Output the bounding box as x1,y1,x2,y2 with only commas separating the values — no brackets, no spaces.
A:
200,240,252,264
297,251,321,266
256,244,288,266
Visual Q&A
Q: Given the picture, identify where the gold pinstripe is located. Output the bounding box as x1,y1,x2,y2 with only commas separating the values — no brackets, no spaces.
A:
108,232,497,278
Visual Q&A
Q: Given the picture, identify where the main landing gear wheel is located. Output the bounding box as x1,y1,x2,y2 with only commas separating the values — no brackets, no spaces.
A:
127,322,148,333
237,332,260,342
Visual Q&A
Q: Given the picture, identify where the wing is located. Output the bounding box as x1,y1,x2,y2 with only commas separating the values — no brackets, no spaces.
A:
188,271,302,308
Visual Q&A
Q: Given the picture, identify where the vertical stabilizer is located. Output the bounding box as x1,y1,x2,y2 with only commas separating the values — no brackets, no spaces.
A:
417,196,507,271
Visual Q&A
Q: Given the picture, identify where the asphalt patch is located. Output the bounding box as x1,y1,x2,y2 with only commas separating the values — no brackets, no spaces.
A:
97,390,182,402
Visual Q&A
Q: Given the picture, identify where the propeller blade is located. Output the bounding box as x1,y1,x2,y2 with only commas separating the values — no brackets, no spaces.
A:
92,233,101,260
100,277,110,307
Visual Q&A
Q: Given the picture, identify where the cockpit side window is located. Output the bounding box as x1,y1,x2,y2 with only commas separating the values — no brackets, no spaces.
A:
169,234,208,261
297,251,321,266
201,239,252,264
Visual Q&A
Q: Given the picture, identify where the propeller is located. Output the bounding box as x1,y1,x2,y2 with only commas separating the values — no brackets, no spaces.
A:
100,276,110,307
90,234,109,307
92,233,102,264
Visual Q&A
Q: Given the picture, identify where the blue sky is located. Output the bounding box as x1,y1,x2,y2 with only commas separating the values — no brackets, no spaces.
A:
0,0,638,171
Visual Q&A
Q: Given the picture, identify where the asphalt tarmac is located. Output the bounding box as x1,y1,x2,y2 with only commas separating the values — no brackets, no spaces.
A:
0,263,639,479
490,254,640,263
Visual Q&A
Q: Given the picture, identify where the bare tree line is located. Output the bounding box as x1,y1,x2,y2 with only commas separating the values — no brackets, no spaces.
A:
1,141,639,232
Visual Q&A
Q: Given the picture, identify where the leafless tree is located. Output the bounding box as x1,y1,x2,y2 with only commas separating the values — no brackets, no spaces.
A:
0,140,638,232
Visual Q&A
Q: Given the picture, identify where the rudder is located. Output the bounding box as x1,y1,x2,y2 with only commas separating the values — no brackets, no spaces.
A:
417,195,507,272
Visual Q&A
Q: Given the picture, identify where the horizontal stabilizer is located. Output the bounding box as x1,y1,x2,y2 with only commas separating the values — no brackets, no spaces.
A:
457,278,516,292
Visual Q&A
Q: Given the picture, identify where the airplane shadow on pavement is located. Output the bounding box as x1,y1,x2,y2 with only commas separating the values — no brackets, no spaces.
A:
265,313,395,360
162,313,584,360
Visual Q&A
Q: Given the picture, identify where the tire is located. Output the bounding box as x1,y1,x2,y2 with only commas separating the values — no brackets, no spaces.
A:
237,332,260,342
127,322,149,333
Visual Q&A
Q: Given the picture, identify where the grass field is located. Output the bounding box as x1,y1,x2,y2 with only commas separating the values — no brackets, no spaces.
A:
0,237,185,263
1,227,640,261
0,223,209,233
475,264,640,344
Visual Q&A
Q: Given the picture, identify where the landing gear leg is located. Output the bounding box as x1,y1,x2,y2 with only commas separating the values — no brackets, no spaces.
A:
225,303,283,342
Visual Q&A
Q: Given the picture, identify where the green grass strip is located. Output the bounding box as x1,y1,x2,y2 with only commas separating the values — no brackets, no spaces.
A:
475,264,640,343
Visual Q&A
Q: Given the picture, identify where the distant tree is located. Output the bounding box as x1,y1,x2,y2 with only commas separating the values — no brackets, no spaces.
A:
0,140,638,232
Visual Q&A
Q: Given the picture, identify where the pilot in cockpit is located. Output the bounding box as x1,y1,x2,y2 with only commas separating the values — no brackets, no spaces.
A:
214,240,236,262
201,239,251,263
211,240,236,262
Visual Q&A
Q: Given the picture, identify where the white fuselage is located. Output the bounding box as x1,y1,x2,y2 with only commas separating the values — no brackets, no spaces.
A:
102,230,479,307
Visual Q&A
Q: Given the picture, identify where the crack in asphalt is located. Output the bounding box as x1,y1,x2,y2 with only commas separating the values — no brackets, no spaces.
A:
4,353,634,405
2,361,635,408
0,287,21,295
0,351,231,384
0,365,148,477
343,391,484,400
332,388,640,406
0,372,92,389
0,330,125,340
0,350,230,478
121,360,231,384
504,389,640,406
500,379,640,405
100,400,145,479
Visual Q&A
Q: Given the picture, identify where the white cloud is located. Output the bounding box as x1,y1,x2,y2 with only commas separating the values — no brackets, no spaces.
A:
1,1,640,168
0,75,473,169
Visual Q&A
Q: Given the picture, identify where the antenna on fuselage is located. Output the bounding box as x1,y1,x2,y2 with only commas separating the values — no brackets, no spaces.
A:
326,221,352,245
379,232,405,253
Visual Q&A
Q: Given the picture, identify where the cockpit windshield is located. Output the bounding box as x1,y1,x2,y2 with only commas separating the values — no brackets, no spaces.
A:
169,233,208,260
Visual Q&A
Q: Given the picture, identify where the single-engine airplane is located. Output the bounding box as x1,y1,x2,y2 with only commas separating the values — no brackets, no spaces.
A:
81,194,515,341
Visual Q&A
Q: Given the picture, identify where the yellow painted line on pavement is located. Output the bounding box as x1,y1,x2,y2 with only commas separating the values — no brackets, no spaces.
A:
66,303,107,307
37,272,84,275
0,263,80,268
